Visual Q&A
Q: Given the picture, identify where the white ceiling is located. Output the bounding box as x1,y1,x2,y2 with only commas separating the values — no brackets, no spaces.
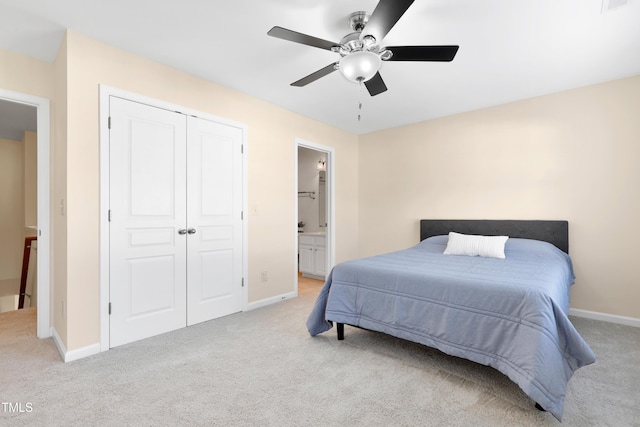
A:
1,0,639,134
0,99,36,141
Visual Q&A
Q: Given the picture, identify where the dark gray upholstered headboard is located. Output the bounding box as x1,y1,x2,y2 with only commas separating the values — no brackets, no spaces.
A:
420,220,569,254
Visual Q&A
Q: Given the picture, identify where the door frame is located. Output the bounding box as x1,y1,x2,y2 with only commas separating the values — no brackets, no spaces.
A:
98,85,248,351
0,88,51,338
294,138,335,289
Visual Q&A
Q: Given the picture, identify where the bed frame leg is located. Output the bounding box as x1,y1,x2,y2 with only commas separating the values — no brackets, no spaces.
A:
535,403,546,412
337,323,344,340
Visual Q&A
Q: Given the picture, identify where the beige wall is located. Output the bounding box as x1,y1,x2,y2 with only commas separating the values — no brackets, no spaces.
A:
60,31,359,350
0,132,38,282
0,138,24,280
0,49,55,99
23,131,37,227
358,75,640,319
53,36,69,344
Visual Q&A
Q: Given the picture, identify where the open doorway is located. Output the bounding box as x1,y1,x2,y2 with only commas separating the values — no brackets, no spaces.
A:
295,139,334,293
0,100,36,313
0,89,51,338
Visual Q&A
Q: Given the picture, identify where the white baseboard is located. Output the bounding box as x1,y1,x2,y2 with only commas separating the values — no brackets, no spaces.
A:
569,308,640,328
50,327,66,361
245,290,298,311
51,327,101,363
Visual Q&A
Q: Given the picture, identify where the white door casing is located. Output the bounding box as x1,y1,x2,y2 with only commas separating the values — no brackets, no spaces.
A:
109,97,188,347
186,116,243,325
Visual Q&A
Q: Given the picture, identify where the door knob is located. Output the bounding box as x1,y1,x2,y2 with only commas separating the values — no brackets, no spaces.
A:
187,228,196,234
178,229,187,235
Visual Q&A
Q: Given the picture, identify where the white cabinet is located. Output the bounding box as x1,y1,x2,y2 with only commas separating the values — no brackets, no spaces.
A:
299,234,326,279
299,240,314,274
313,244,326,277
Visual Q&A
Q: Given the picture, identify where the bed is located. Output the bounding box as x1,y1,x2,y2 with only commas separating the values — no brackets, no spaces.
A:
306,220,595,421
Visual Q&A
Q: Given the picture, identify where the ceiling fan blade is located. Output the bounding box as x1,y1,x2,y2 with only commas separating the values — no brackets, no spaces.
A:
268,26,339,51
291,63,338,87
362,0,414,42
364,72,388,96
386,46,459,62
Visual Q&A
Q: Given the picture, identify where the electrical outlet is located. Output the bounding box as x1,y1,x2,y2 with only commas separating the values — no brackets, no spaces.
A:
260,271,268,282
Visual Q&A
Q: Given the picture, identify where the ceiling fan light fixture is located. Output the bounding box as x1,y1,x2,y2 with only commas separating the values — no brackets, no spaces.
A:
267,2,459,97
339,51,382,83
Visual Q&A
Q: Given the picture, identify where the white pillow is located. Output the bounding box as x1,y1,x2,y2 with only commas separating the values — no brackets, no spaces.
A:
443,232,509,259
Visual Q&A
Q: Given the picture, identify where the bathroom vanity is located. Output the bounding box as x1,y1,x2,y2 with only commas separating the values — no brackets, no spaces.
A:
298,232,326,279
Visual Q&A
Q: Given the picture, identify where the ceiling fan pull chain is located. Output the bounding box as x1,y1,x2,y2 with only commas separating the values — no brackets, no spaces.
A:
358,84,365,121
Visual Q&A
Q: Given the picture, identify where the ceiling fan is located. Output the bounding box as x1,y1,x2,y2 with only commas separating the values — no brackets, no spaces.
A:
267,0,459,96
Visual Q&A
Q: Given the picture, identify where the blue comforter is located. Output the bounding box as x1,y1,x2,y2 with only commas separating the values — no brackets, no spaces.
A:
307,236,595,421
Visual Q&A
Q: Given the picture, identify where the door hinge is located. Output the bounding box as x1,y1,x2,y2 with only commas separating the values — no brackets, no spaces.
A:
241,277,245,288
108,210,111,222
108,302,112,315
108,116,111,129
241,211,244,220
241,144,244,154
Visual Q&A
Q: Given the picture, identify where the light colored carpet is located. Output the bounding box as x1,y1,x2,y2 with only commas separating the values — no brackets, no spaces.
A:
1,279,639,426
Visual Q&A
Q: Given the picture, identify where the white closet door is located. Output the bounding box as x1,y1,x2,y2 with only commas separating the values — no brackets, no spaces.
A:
186,116,243,325
109,97,188,347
